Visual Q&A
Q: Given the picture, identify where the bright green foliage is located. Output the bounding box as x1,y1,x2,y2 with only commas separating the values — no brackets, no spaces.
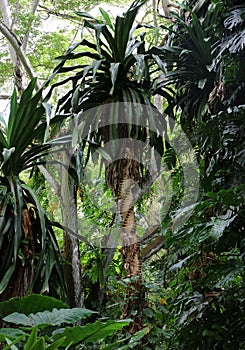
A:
1,0,244,348
0,294,131,349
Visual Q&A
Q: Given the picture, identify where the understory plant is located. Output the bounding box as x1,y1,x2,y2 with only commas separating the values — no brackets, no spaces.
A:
0,79,67,302
0,294,131,349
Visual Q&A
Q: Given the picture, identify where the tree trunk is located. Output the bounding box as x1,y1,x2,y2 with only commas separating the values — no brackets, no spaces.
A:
0,0,40,91
106,156,146,333
119,177,145,333
61,151,83,308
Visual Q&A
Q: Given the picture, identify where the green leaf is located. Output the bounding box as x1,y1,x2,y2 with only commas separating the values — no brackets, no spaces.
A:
99,8,114,30
0,129,7,149
8,79,39,146
75,11,101,23
109,62,120,95
7,88,18,144
134,54,145,82
29,337,45,350
4,337,19,350
1,147,15,166
0,328,26,342
0,265,16,294
52,319,131,347
101,25,120,60
209,216,237,240
42,102,52,142
3,308,96,327
96,148,112,162
0,294,69,319
45,337,67,350
24,326,38,350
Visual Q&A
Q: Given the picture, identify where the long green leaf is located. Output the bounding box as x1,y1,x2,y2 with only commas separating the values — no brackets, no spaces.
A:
109,62,120,95
52,319,131,346
0,129,7,148
101,25,120,60
24,326,38,350
9,178,23,261
8,79,38,146
0,265,16,294
99,8,114,30
114,1,147,60
7,88,18,145
29,337,45,350
75,11,101,23
45,337,66,350
9,89,43,147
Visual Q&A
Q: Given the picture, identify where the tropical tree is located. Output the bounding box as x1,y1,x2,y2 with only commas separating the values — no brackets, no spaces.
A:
0,79,67,303
47,0,167,332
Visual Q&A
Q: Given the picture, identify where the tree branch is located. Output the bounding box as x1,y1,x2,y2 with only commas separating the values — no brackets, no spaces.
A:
38,5,80,21
141,225,166,261
141,236,165,261
0,20,41,90
38,164,60,195
0,0,17,64
22,0,40,52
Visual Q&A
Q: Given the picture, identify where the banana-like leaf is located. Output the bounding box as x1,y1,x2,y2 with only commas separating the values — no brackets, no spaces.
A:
0,294,69,318
0,328,26,342
3,308,96,327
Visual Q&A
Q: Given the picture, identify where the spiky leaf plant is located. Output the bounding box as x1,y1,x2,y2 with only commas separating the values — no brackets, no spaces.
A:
0,79,66,302
48,0,165,332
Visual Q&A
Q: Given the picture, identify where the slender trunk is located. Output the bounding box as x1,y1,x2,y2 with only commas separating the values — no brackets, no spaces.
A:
0,0,17,64
61,151,83,308
119,177,145,333
22,0,39,52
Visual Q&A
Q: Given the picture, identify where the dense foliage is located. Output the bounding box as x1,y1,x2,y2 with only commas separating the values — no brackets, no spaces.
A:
0,0,244,349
